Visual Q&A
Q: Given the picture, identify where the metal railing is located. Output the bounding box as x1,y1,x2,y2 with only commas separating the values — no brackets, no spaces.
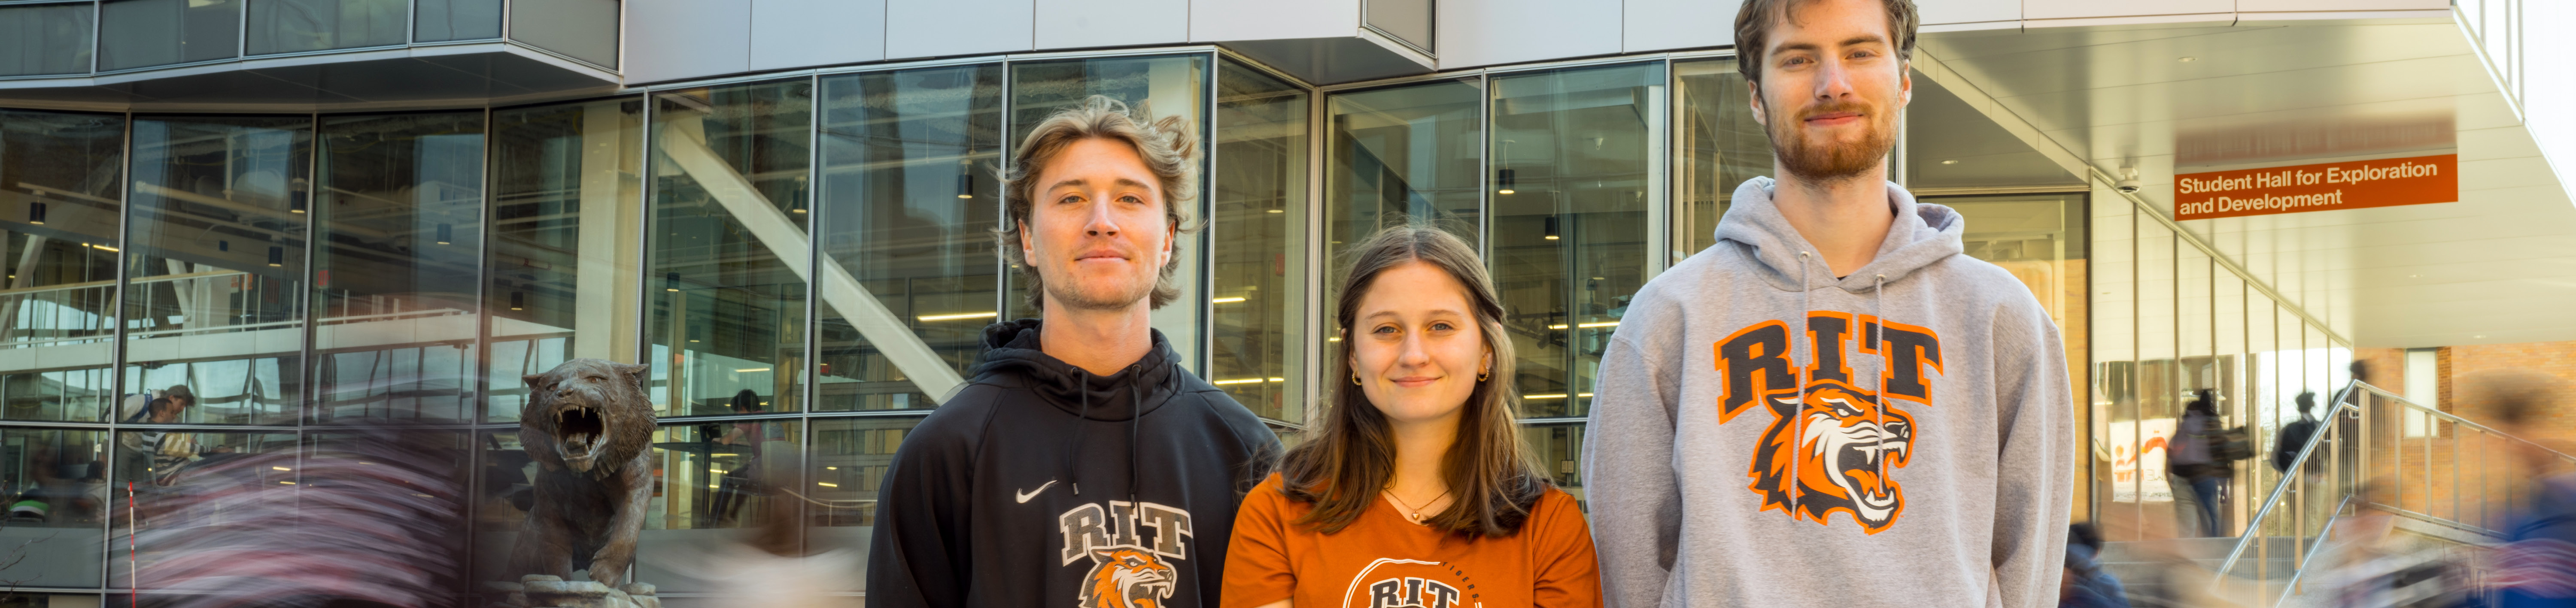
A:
2211,380,2576,606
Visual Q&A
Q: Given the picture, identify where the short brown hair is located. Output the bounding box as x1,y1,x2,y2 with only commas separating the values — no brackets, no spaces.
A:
997,95,1200,310
1734,0,1920,87
1278,226,1549,538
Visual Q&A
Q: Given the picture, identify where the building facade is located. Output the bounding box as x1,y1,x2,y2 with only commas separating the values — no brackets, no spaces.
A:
0,0,2564,605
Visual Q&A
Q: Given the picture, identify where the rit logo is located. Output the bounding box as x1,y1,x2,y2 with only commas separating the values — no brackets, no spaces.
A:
1367,577,1461,608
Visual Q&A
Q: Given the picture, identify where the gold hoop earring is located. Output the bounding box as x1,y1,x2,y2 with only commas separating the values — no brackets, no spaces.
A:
1352,373,1362,386
1477,371,1489,382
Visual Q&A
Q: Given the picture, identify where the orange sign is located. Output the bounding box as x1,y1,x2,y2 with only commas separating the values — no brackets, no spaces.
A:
2172,154,2456,220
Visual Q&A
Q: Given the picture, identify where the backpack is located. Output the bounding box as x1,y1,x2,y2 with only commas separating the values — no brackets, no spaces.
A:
2210,424,2254,463
2272,414,2320,472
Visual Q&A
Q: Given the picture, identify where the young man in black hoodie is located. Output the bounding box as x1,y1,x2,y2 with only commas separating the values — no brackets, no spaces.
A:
866,96,1282,608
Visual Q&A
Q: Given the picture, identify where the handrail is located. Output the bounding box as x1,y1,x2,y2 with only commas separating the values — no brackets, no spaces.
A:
2269,493,2359,606
2350,382,2576,461
0,269,249,298
2214,378,2363,578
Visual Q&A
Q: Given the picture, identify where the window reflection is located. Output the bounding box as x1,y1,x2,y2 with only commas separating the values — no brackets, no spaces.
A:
125,116,309,425
2,109,125,422
1490,63,1662,419
1324,77,1482,315
808,416,915,529
100,0,243,71
310,112,485,422
0,427,105,587
814,65,1002,411
1673,60,1772,258
648,80,812,417
245,0,405,55
487,98,646,422
1210,61,1308,422
1520,422,1586,503
636,419,800,591
0,4,94,77
413,0,500,42
1005,56,1208,369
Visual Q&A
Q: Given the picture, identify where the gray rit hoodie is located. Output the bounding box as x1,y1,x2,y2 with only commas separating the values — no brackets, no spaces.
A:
1582,177,2074,608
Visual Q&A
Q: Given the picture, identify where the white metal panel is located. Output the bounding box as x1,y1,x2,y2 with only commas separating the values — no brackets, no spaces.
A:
1036,0,1188,49
1439,0,1620,69
2238,0,2446,10
1917,0,2019,25
887,0,1033,60
1622,0,1732,53
750,0,886,71
2023,0,2231,21
624,0,753,83
1188,0,1356,42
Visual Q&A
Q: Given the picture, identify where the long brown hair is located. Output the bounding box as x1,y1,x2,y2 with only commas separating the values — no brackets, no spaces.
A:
1278,226,1549,538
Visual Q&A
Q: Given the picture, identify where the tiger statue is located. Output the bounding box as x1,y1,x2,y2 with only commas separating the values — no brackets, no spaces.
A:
1078,547,1177,608
1747,380,1916,534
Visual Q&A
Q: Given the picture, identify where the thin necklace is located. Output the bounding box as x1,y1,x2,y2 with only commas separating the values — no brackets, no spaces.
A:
1384,487,1452,524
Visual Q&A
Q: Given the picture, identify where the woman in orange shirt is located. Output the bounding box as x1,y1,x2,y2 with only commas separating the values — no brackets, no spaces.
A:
1223,226,1601,608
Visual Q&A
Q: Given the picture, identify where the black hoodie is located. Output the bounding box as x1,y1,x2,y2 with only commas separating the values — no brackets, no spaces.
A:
867,318,1282,608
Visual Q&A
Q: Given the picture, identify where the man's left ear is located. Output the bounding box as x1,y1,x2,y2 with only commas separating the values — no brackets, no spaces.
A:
1898,61,1914,106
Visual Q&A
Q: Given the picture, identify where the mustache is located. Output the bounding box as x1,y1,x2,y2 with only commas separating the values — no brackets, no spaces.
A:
1796,100,1874,121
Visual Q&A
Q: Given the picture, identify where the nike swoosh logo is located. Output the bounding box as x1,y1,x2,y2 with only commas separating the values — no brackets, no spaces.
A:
1015,480,1058,504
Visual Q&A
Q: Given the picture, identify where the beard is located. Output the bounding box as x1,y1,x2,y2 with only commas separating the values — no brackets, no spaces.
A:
1763,98,1898,183
1038,259,1161,312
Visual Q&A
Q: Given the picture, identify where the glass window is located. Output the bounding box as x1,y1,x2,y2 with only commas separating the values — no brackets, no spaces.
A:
100,0,242,71
0,110,125,423
1323,77,1482,308
808,416,918,549
1488,63,1662,419
109,429,299,585
635,419,801,590
1364,0,1432,53
648,80,813,417
1005,55,1209,371
414,0,500,42
310,112,486,422
0,3,94,77
1672,59,1772,259
508,0,617,68
487,98,646,422
1521,422,1586,503
245,0,405,55
1210,60,1309,423
125,116,310,426
0,428,107,587
813,66,1002,412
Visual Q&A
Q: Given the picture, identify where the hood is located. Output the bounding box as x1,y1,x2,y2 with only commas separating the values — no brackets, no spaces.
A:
971,318,1180,421
1713,176,1965,292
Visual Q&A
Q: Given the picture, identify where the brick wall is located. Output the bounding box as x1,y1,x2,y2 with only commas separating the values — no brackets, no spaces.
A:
2445,340,2576,448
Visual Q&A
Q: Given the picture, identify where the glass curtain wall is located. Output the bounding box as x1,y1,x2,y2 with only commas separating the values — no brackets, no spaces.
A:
309,112,485,422
1673,59,1772,259
485,98,646,422
2090,194,2350,538
1488,63,1662,419
647,79,813,417
0,3,95,77
1322,77,1482,316
245,0,407,54
1210,60,1309,423
1004,55,1209,369
2,110,125,424
813,64,1002,412
125,115,309,425
99,0,243,71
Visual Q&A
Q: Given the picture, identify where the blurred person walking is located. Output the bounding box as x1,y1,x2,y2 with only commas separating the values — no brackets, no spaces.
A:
1221,227,1600,608
2479,372,2576,608
2170,390,2233,537
2062,523,2132,608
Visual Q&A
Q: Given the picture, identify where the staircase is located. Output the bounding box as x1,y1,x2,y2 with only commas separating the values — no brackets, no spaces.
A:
2133,380,2571,607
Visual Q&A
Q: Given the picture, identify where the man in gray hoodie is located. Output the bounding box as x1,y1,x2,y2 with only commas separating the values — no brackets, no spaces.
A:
1581,0,2074,606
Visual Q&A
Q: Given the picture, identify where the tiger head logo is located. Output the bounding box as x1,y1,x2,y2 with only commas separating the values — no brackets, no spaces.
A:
1750,380,1916,534
1078,547,1177,608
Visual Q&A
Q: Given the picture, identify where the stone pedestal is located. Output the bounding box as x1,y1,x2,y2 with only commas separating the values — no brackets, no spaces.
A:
489,575,663,608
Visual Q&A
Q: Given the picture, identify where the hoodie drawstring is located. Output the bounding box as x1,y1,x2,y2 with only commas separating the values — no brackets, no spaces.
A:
1129,363,1143,511
1873,274,1890,502
1066,390,1089,496
1793,251,1812,517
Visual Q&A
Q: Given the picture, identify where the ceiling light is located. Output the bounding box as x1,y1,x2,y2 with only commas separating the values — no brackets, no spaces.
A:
1497,168,1517,195
918,311,999,321
1523,393,1567,399
1543,216,1559,241
1267,209,1283,213
816,481,839,487
1212,296,1247,303
434,223,453,245
2178,57,2198,62
735,367,770,373
25,202,43,225
1941,159,1958,165
957,173,975,199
